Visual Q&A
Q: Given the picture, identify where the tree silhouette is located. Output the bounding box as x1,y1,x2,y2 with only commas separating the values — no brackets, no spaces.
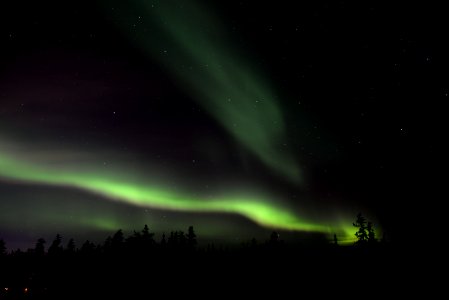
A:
80,240,95,255
0,221,396,299
168,231,176,245
168,231,187,248
112,229,124,245
66,238,76,254
35,238,46,256
160,233,167,246
126,230,141,251
103,236,113,252
141,224,155,248
186,226,197,248
178,231,186,246
353,213,368,245
269,231,280,245
111,229,124,253
48,234,63,256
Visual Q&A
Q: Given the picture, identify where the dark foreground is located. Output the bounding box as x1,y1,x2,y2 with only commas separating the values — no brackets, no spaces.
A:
1,244,405,299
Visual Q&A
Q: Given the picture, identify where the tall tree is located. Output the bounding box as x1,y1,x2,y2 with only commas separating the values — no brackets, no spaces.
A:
160,233,167,246
168,231,176,245
111,229,124,253
48,234,63,256
178,231,186,246
141,224,155,247
103,236,113,252
126,230,141,251
367,222,376,243
112,229,124,245
353,213,368,245
66,238,76,254
186,226,197,248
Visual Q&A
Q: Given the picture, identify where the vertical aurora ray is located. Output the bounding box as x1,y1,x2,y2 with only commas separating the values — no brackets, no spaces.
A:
109,0,302,182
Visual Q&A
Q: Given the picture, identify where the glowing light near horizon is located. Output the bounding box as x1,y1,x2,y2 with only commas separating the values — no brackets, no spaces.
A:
0,150,355,241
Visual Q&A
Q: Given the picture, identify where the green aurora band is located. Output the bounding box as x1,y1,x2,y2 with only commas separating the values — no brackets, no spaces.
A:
0,151,355,241
0,1,365,244
109,0,302,182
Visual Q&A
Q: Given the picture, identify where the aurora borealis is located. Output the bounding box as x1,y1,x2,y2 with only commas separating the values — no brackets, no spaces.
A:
0,136,356,245
1,0,440,249
118,0,303,182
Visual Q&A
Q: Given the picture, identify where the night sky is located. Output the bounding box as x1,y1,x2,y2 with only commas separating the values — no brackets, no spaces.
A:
0,0,443,250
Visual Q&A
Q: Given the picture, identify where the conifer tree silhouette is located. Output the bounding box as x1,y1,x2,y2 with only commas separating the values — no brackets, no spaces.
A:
353,213,368,245
66,238,76,254
186,226,197,248
48,234,63,256
111,229,124,253
141,224,155,247
160,233,167,247
35,238,46,256
269,231,280,245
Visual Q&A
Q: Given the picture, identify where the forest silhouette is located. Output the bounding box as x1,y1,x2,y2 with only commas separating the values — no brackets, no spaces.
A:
0,214,395,298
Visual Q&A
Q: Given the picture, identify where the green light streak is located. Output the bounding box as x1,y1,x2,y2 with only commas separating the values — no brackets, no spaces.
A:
0,151,354,241
113,0,302,182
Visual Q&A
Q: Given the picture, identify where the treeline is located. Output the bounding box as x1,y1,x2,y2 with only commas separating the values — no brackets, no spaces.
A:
0,226,291,258
0,225,200,257
0,215,392,298
0,213,385,257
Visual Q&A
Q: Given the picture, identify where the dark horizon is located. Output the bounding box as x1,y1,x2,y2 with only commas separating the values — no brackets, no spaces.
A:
0,212,383,254
1,221,349,253
0,219,393,298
